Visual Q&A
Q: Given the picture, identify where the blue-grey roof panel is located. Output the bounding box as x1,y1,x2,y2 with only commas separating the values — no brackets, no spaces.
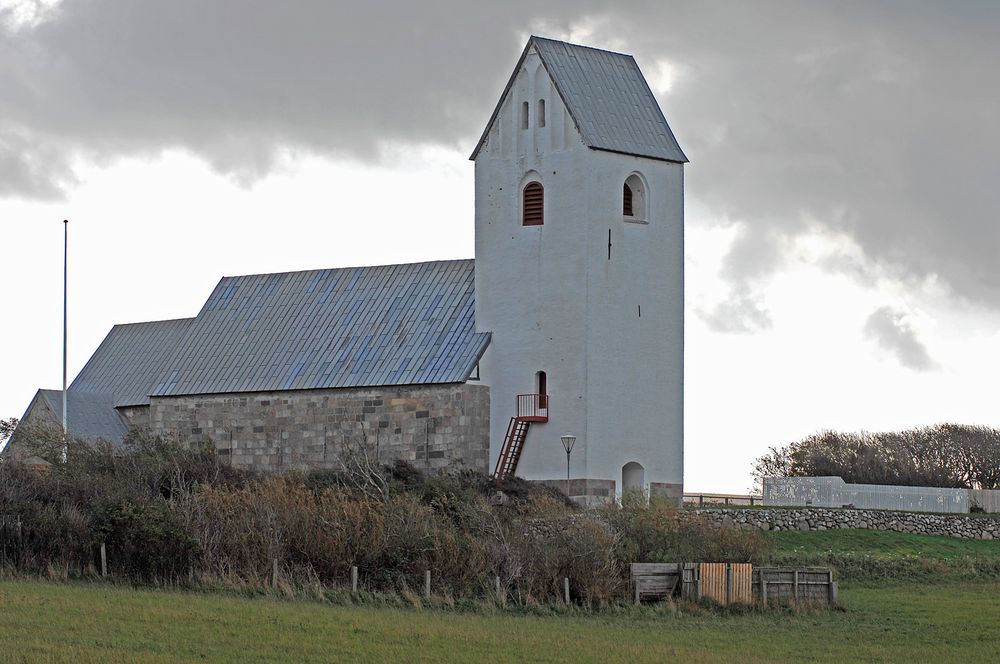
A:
471,36,687,164
38,389,129,442
70,318,193,407
150,259,490,397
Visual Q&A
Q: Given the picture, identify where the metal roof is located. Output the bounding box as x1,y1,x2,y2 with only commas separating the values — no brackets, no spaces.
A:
471,36,688,164
5,318,192,447
70,318,194,407
150,259,490,397
37,389,130,442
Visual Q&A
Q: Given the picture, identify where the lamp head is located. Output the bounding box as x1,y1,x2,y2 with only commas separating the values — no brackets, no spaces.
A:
560,434,576,453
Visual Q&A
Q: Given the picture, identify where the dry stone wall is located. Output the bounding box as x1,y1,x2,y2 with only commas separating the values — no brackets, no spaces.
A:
695,507,1000,541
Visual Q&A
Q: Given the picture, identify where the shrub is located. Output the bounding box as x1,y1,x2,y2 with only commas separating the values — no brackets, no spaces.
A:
752,424,1000,491
91,497,198,580
605,494,771,564
0,429,769,606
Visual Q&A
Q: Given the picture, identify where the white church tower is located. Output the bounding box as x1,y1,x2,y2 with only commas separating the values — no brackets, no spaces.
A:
471,37,687,503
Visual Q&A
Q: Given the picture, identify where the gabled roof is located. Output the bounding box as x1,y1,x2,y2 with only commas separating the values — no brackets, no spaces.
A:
36,389,129,442
471,36,688,164
70,318,193,407
150,259,490,398
4,318,190,448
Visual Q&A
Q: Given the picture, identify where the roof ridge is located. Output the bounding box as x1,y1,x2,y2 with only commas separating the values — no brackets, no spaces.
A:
470,36,687,163
529,35,635,59
217,257,475,282
111,317,196,329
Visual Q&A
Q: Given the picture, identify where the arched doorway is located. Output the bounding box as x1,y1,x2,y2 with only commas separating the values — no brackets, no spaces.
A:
622,461,645,495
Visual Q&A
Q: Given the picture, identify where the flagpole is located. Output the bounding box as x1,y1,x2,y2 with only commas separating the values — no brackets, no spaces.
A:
62,219,68,458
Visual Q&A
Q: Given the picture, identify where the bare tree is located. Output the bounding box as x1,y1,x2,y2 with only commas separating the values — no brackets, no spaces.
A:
753,424,1000,489
338,431,390,501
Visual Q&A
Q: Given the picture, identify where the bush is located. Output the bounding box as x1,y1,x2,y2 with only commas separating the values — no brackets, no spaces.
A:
752,424,1000,491
1,429,767,606
91,497,198,580
606,494,771,564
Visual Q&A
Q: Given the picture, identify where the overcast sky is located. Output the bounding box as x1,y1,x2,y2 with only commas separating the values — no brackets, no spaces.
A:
2,0,1000,492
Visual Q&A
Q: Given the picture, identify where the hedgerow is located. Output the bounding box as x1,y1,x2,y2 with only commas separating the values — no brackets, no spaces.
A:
0,430,767,605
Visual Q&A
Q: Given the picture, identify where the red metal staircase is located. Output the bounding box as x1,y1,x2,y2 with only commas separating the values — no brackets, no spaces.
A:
493,394,548,480
494,417,531,480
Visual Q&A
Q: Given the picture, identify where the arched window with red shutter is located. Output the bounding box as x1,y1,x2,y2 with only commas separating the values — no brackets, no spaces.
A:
522,182,544,226
623,173,647,222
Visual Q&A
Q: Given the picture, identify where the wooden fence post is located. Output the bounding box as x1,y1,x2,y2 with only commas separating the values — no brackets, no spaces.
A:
425,570,431,599
495,576,502,599
725,563,733,605
351,566,358,593
563,577,570,604
100,542,107,578
793,570,799,603
759,571,767,606
272,558,279,589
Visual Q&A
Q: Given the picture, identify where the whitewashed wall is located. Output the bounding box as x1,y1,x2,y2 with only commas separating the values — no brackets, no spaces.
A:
473,46,684,497
761,476,1000,514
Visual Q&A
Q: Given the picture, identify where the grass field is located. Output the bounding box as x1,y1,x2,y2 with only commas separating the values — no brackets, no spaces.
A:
771,528,1000,560
1,577,999,662
768,528,1000,583
3,529,1000,663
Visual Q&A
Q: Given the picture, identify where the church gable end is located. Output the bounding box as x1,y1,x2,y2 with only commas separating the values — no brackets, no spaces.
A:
471,36,687,164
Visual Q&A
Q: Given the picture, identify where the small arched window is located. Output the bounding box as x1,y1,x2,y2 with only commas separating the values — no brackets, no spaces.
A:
537,99,546,127
523,182,544,226
521,101,530,130
623,173,647,221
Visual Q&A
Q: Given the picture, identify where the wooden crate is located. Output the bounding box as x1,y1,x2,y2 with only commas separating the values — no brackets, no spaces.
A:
630,562,836,607
698,563,753,605
753,567,837,605
630,562,681,604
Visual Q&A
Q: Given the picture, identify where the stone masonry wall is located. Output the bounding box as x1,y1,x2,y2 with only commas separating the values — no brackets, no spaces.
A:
695,507,1000,541
650,482,684,505
535,479,617,507
530,480,683,507
117,405,149,429
148,383,490,473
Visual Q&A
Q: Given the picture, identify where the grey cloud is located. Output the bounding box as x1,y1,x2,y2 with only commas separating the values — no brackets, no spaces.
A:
719,226,785,284
0,131,77,198
863,306,936,371
697,225,780,333
699,285,772,334
2,1,1000,315
616,1,1000,313
0,0,603,197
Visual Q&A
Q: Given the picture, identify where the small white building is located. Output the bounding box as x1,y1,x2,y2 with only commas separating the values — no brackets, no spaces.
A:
6,36,686,504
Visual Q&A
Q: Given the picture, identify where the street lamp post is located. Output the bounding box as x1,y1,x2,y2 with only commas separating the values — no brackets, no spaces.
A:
560,433,576,497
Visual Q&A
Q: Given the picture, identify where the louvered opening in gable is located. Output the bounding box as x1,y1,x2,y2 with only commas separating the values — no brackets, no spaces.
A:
523,182,544,226
623,173,647,222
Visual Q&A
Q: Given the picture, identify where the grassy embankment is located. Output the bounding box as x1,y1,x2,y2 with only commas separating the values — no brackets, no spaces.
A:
1,577,999,663
770,528,1000,582
3,529,1000,663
